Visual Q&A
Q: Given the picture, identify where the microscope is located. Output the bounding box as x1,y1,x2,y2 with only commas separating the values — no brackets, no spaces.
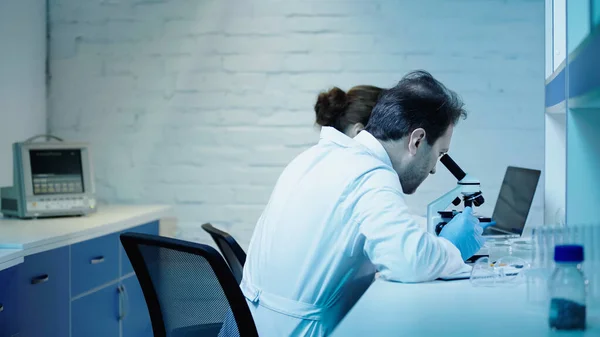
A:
427,154,487,236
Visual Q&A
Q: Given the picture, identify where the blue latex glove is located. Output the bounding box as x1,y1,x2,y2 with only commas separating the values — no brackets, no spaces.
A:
439,207,495,260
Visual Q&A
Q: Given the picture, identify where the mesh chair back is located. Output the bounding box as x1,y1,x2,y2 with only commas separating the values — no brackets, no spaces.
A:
201,223,246,284
120,233,258,337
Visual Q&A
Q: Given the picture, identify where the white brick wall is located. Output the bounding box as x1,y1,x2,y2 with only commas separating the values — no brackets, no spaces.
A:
0,0,47,186
48,0,545,249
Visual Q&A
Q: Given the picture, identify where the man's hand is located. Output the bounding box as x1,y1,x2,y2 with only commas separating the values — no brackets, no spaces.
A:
438,207,494,260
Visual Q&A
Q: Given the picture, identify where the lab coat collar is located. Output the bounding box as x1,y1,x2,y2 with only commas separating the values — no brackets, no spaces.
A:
320,126,393,168
354,130,394,168
319,126,355,147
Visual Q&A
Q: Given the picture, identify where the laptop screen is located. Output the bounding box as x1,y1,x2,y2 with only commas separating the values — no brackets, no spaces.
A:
487,166,541,235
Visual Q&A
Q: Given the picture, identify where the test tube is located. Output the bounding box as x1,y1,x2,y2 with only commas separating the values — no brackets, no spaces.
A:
547,225,557,270
540,226,549,269
526,226,537,303
568,224,581,245
586,223,600,309
530,227,540,268
581,225,589,300
595,224,600,304
527,225,550,306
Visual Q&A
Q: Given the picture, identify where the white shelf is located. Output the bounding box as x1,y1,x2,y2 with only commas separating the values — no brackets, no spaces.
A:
545,102,566,115
544,1,600,227
569,88,600,109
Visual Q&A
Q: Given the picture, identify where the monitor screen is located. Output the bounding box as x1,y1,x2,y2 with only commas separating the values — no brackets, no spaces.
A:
489,166,541,235
29,149,85,195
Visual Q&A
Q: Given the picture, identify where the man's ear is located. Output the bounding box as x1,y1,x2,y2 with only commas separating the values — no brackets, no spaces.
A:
408,128,426,155
351,123,365,136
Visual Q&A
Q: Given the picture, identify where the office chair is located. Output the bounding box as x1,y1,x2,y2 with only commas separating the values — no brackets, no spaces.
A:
120,232,258,337
201,223,246,284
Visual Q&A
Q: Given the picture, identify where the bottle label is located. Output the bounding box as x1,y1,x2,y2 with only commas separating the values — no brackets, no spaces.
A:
549,298,586,330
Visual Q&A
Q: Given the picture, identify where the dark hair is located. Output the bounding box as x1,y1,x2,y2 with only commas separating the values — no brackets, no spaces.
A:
365,70,467,145
314,85,384,133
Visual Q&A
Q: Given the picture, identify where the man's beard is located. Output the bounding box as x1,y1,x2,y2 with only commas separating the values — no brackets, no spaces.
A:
399,154,430,195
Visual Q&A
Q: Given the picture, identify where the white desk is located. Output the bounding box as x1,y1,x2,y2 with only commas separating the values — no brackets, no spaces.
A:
0,204,173,275
0,248,23,271
0,204,173,273
330,278,600,336
0,204,172,252
0,204,173,272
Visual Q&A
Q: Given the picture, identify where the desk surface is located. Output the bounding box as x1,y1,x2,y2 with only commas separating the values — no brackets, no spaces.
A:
0,204,172,271
330,278,600,337
0,248,23,271
0,204,172,250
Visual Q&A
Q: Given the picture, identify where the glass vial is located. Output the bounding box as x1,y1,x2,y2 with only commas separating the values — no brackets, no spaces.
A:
548,244,587,330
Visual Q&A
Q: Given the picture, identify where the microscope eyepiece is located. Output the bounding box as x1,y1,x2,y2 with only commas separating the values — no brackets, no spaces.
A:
440,154,466,181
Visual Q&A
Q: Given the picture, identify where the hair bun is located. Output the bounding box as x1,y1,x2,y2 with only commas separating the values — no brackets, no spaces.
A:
314,87,348,127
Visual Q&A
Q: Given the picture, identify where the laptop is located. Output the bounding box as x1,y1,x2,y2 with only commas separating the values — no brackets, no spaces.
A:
482,166,541,239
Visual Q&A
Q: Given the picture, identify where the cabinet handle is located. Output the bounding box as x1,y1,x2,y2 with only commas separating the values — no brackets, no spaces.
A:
122,284,129,320
90,256,105,264
0,304,4,312
118,285,125,321
31,274,49,285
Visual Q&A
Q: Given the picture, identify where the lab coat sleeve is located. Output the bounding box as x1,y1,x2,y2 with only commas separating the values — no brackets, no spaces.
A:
355,186,466,283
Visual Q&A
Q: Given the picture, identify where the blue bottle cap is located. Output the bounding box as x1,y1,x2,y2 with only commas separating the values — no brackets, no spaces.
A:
554,245,584,263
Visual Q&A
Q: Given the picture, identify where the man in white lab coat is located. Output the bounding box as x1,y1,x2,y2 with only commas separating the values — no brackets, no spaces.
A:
239,70,488,337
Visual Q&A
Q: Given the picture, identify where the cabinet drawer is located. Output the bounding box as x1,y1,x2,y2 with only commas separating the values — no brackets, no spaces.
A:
71,232,120,297
120,221,159,276
19,246,69,337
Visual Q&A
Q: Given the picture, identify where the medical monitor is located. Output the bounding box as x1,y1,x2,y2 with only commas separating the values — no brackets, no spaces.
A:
1,139,97,218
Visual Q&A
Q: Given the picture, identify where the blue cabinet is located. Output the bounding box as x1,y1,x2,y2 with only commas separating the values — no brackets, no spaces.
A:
122,275,153,337
0,265,20,337
69,221,158,337
72,283,120,337
0,220,160,337
68,221,158,337
19,246,70,337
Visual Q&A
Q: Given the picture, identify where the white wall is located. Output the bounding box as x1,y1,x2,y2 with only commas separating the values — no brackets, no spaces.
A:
544,113,566,225
48,0,545,248
0,0,47,187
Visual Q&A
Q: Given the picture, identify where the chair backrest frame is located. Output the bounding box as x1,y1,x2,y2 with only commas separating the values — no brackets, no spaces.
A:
201,223,247,282
120,232,258,337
